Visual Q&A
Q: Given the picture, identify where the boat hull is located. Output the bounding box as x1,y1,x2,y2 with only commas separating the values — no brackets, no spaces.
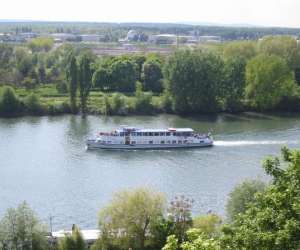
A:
86,141,213,150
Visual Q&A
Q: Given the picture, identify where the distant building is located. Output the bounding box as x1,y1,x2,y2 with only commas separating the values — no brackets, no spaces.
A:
198,36,221,43
80,34,104,43
50,33,77,42
148,34,177,45
126,30,138,41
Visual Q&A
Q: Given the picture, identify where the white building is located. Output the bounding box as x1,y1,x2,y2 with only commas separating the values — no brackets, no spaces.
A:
80,34,104,43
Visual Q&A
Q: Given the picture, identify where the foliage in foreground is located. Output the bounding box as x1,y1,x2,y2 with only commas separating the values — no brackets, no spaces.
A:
0,202,48,250
221,147,300,249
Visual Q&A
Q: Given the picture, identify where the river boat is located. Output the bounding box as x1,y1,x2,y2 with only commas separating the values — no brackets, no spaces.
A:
86,127,213,150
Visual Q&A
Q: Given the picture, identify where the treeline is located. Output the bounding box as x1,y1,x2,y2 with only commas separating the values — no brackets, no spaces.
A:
1,35,300,117
1,147,300,250
2,21,300,41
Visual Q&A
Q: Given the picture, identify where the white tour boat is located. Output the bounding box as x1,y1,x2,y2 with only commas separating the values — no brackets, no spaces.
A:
86,127,213,150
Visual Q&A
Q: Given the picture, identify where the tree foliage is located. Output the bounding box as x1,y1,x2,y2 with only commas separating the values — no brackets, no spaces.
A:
142,59,163,93
0,86,21,116
98,187,166,250
58,225,85,250
67,56,78,113
245,54,298,110
222,147,300,250
0,202,48,250
164,49,224,113
226,179,266,222
78,53,93,114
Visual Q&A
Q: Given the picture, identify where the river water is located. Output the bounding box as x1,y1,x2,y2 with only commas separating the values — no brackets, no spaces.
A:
0,113,300,230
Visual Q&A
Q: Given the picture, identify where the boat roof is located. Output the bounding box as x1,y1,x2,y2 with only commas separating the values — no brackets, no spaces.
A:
115,127,194,133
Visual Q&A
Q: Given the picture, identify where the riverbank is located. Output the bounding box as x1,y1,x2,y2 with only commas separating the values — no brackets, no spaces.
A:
1,84,300,118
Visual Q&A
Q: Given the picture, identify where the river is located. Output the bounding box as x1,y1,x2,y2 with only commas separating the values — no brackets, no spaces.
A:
0,113,300,230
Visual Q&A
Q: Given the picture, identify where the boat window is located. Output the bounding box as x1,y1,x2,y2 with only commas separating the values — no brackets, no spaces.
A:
184,140,188,143
137,132,142,136
149,132,154,136
149,141,153,144
131,132,136,136
172,140,177,144
172,132,177,136
159,132,165,136
131,141,136,144
166,132,171,136
154,132,159,136
161,141,165,144
167,141,171,144
120,132,124,136
178,140,182,144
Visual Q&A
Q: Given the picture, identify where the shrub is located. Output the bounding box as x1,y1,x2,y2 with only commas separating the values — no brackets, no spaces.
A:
226,179,266,221
0,86,21,116
24,93,45,115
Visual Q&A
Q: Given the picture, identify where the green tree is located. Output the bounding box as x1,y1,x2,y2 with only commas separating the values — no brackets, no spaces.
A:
0,86,21,116
193,214,222,237
164,49,224,113
222,57,246,112
0,202,48,250
67,56,78,113
110,59,138,92
168,195,194,244
92,67,111,90
181,229,220,250
259,36,300,70
245,54,298,110
142,59,163,93
226,180,266,222
58,225,85,250
28,37,54,52
98,187,166,250
78,53,93,114
221,147,300,250
223,41,257,61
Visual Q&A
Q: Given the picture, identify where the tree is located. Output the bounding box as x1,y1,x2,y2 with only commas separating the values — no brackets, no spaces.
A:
193,214,222,237
78,53,93,114
58,225,85,250
163,229,220,250
92,67,111,90
28,38,54,52
259,36,300,70
110,59,138,92
226,180,266,222
142,59,163,93
164,49,224,113
67,56,78,113
98,187,166,250
223,41,257,61
0,202,48,250
222,57,246,112
221,147,300,250
168,195,194,244
245,54,298,110
0,86,21,116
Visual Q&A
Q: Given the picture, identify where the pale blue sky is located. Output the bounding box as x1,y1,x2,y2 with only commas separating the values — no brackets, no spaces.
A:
1,0,300,28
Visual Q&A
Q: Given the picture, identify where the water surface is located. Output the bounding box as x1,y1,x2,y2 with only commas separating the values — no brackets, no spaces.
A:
0,113,299,230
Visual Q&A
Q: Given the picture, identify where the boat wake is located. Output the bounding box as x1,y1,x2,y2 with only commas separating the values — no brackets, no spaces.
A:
214,140,300,147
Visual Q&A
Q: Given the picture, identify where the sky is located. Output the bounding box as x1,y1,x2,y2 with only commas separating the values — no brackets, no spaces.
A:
1,0,300,28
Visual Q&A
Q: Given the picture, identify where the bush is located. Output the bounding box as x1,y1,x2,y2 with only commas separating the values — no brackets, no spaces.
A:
56,82,69,94
24,93,45,115
193,214,222,237
226,179,266,221
110,93,128,115
47,101,71,115
0,86,21,116
135,82,153,114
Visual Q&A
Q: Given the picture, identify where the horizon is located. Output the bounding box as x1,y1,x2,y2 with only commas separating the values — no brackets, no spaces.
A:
1,0,300,29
